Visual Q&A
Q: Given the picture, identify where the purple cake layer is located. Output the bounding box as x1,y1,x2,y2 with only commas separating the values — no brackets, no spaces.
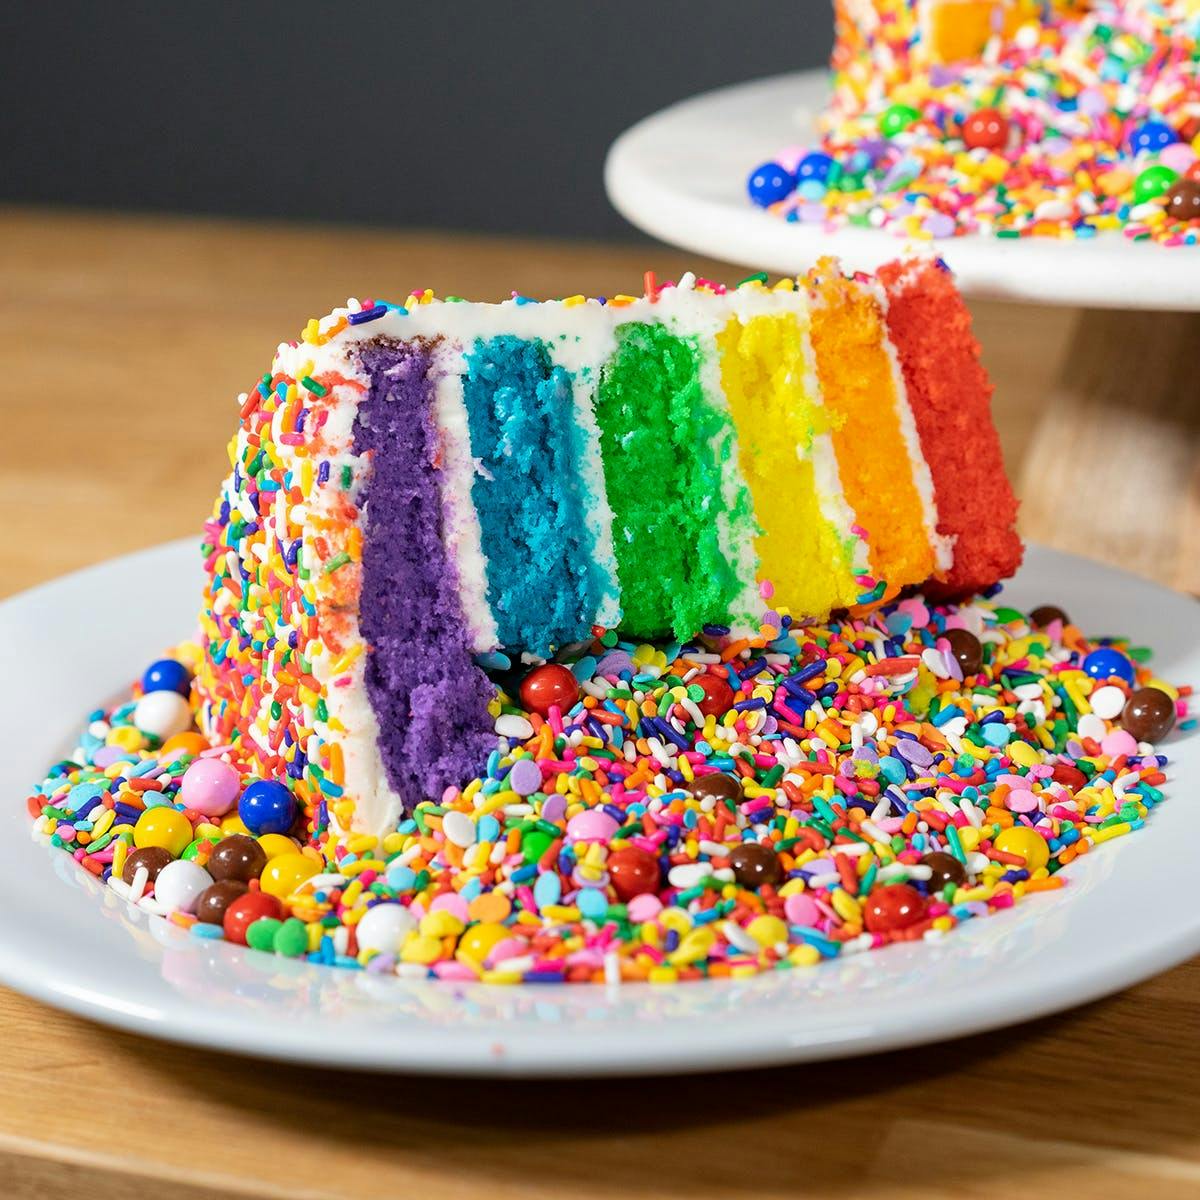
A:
354,341,496,807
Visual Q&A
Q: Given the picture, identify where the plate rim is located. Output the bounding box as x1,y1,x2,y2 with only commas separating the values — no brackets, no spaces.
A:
604,69,1200,312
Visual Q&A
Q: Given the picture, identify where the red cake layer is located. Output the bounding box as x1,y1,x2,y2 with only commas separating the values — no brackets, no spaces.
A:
878,258,1023,596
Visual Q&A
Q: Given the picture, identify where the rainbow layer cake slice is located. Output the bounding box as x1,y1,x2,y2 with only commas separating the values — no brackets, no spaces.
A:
195,257,1021,836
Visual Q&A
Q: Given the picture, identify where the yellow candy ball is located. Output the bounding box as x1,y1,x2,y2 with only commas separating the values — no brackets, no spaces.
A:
457,921,510,963
994,826,1050,873
746,915,789,948
260,853,321,899
257,833,299,860
220,815,250,836
132,806,192,858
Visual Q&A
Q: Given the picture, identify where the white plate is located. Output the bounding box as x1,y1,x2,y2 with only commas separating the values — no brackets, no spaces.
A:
1,540,1197,1077
605,70,1200,311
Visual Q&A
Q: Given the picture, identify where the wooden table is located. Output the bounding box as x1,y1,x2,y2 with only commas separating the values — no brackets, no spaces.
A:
2,207,1197,1200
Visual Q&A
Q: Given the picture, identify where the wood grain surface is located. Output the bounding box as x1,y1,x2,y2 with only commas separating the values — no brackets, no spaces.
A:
2,207,1197,1200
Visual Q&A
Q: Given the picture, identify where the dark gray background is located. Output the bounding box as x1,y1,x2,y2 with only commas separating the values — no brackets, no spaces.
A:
1,2,833,238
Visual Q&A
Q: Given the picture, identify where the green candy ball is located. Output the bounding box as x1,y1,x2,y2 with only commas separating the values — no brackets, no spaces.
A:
1133,164,1178,205
181,836,220,862
880,103,921,137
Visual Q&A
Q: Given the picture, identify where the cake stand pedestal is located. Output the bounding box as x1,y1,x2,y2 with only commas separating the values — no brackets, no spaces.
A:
605,71,1200,594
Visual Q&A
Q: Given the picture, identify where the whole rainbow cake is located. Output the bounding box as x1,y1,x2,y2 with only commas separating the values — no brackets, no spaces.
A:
26,262,1190,985
194,258,1020,838
748,0,1200,244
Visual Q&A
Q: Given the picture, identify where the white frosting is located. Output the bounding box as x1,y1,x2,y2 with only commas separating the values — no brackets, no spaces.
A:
431,348,500,652
872,283,955,575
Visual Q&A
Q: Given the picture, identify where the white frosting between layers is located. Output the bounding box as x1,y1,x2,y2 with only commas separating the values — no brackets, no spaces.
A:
872,283,956,575
431,349,501,653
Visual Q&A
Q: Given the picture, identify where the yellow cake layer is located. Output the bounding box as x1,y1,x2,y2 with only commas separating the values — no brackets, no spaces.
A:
717,311,862,617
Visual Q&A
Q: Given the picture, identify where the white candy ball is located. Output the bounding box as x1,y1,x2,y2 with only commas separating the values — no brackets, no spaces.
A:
133,690,193,740
153,860,212,914
355,902,416,955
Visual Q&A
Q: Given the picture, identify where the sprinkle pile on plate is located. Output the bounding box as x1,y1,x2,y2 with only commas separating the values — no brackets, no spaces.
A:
27,591,1191,983
749,1,1200,245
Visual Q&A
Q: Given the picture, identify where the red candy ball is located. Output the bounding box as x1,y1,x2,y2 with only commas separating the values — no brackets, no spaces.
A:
607,846,661,902
222,891,283,946
694,673,735,718
1051,762,1087,790
519,663,580,716
962,108,1010,151
863,884,927,934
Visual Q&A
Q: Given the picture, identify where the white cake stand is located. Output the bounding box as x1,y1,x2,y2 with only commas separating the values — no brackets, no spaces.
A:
605,70,1200,594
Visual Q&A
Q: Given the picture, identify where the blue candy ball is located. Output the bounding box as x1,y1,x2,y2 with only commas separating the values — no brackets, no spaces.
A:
1082,647,1136,686
238,779,297,836
796,151,835,183
141,658,192,696
1129,119,1177,155
747,161,795,207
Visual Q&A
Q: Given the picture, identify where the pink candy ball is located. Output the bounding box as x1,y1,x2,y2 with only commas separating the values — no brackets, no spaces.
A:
566,810,618,843
179,758,241,817
1101,729,1139,758
1160,143,1196,174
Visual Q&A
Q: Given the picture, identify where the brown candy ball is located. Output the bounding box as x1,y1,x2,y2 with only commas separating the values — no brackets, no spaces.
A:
194,879,250,925
1029,604,1069,629
121,846,173,885
689,772,745,804
1165,179,1200,224
1121,686,1176,744
728,842,783,890
944,628,984,677
207,835,268,884
922,851,967,893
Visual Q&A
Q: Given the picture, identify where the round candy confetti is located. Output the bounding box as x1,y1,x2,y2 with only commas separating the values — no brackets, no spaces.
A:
152,860,212,914
1082,647,1137,686
179,757,241,817
132,690,192,741
133,807,192,857
141,658,192,696
1123,686,1177,743
747,161,796,207
25,593,1192,984
238,779,297,836
223,892,283,946
518,663,581,716
207,834,268,883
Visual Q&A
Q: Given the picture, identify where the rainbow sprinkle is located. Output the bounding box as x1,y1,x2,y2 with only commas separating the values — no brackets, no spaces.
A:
27,591,1192,983
750,0,1200,246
